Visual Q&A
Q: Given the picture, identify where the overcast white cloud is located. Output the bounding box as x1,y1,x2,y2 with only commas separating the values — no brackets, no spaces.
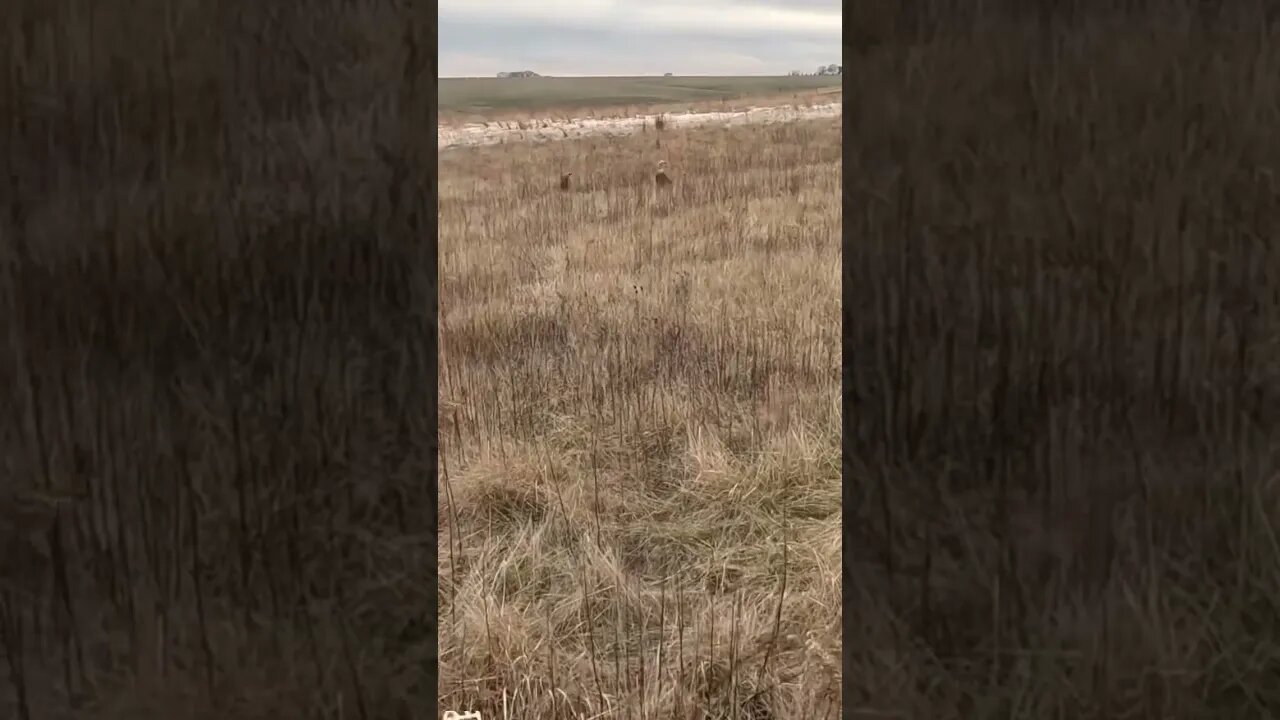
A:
439,0,841,77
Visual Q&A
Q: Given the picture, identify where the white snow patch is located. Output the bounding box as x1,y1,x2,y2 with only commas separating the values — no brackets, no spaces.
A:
438,103,842,151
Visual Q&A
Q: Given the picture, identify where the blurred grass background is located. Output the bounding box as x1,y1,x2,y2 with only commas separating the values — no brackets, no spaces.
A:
847,1,1280,717
0,1,436,717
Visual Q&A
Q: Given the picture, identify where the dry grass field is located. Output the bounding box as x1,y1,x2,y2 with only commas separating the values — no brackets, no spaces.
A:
848,2,1280,717
438,115,841,715
1,1,435,718
437,75,843,122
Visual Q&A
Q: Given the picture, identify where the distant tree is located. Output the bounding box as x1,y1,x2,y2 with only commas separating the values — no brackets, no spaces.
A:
664,72,673,77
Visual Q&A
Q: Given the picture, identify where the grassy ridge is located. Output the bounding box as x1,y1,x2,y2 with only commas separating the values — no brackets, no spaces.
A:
847,3,1280,717
438,75,842,114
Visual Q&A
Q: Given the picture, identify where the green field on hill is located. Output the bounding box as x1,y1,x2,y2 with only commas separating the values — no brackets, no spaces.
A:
437,75,842,114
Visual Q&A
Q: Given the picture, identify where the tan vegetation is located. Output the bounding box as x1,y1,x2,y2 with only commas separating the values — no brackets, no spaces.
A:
439,117,841,716
848,2,1280,717
1,1,433,718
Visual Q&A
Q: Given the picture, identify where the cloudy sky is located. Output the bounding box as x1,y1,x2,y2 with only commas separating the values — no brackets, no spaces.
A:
439,0,841,77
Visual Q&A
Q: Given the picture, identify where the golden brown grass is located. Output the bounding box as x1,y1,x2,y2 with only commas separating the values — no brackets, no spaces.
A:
439,116,841,717
1,1,434,718
848,3,1280,718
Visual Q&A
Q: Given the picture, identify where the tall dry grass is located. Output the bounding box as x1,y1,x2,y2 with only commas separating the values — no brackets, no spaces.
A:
1,1,435,717
439,117,841,717
847,3,1280,717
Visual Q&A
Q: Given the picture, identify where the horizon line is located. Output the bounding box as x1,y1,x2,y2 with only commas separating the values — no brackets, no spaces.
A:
439,72,839,79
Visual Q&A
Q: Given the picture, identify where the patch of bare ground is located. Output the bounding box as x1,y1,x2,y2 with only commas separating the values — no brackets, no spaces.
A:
439,117,841,716
848,2,1280,717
